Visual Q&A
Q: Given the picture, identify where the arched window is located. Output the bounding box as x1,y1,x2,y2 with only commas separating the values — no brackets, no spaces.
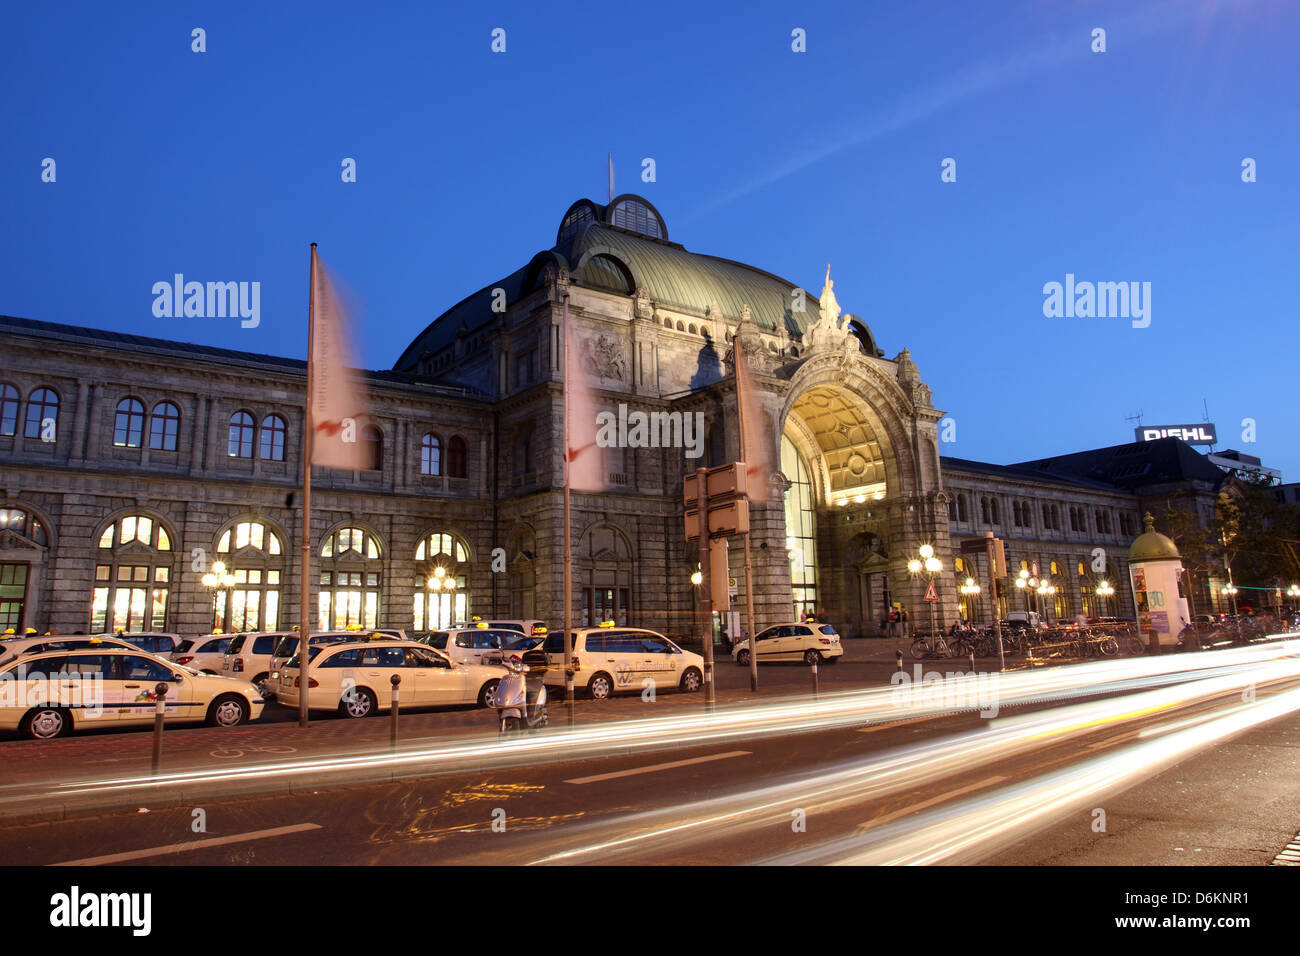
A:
214,520,284,632
149,402,180,451
113,398,145,448
447,436,467,478
0,507,48,547
414,531,470,630
24,388,58,440
420,433,441,475
782,435,817,623
320,527,383,629
0,384,18,437
578,524,635,626
228,411,255,458
91,514,173,633
947,498,957,521
990,499,1000,525
259,414,287,461
980,497,990,524
957,495,968,523
362,425,382,471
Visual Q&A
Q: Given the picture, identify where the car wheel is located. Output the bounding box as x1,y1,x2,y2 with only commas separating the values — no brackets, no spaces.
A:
478,679,501,708
804,649,823,665
736,649,751,666
501,716,521,733
340,687,376,718
21,707,69,740
252,673,271,698
587,672,613,700
207,695,249,728
680,667,702,692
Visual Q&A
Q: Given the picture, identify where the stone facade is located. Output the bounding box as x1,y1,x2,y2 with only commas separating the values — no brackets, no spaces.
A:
0,194,1227,642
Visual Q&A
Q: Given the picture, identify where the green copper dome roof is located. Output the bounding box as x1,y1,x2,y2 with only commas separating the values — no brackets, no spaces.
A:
1129,513,1182,562
394,195,884,373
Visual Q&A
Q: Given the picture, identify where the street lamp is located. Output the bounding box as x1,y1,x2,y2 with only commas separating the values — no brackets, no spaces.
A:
1035,577,1057,623
201,560,236,631
959,576,982,623
1015,569,1037,614
1096,579,1115,619
1221,583,1239,618
907,544,943,640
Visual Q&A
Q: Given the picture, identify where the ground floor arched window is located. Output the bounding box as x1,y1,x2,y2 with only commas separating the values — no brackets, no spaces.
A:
413,531,469,630
91,514,173,632
782,435,818,621
213,520,284,632
319,526,384,629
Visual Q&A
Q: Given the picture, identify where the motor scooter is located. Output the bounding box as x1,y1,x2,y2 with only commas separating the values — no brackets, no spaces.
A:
495,655,548,733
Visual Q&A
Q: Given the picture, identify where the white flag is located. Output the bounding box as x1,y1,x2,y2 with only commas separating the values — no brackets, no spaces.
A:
309,249,367,469
734,342,774,486
564,301,607,493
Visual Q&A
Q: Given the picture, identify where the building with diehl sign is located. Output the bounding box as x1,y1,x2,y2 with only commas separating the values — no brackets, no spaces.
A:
0,195,1236,638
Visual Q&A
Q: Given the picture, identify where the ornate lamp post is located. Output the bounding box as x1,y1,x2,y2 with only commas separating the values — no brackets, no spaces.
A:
1035,577,1057,623
1096,579,1115,619
201,560,236,631
907,544,943,639
959,577,982,623
1015,568,1038,614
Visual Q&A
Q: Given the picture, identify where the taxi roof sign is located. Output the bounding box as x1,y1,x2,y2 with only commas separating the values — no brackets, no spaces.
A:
598,620,616,627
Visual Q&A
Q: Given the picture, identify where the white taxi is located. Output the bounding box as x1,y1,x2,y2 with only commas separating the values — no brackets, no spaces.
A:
0,648,265,739
522,623,704,699
170,634,232,673
418,624,524,666
275,639,508,717
732,622,843,666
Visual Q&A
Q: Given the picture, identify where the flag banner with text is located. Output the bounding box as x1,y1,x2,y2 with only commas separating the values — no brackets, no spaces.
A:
734,341,774,487
564,306,607,492
309,249,367,469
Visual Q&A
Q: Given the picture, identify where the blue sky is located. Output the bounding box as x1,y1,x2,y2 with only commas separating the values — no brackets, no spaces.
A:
4,0,1298,475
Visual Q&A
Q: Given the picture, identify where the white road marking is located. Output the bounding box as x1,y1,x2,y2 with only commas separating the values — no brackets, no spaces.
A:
52,823,322,866
565,750,751,785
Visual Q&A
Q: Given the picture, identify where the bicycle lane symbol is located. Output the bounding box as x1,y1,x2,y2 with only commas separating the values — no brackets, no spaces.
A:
209,744,298,759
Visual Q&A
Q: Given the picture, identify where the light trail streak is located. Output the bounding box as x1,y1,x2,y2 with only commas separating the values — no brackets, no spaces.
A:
764,685,1300,865
524,653,1300,865
1,638,1296,822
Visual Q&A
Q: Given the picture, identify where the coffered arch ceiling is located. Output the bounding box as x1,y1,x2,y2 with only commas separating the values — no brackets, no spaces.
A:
787,386,889,503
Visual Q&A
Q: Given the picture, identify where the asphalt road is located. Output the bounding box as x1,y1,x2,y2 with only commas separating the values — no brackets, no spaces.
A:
2,639,1298,866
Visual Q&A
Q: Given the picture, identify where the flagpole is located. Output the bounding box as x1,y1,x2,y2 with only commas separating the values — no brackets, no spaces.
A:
735,345,760,693
562,293,576,725
299,243,317,730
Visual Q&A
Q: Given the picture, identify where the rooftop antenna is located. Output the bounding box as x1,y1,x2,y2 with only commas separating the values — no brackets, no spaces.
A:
1125,409,1144,435
1202,398,1217,453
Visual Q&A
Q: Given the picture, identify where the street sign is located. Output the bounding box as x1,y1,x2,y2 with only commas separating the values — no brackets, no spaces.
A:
683,462,747,507
924,579,938,602
685,498,750,540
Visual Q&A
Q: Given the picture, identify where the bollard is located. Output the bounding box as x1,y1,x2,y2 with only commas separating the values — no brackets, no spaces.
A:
969,651,976,673
151,681,169,775
810,657,820,699
895,649,903,673
390,673,401,749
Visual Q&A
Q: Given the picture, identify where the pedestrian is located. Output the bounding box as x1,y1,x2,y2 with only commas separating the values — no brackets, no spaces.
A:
900,607,910,639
